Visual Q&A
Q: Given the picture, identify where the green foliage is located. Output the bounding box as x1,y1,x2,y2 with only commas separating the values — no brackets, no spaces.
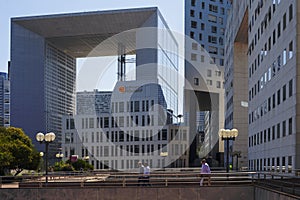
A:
67,159,94,171
0,127,40,176
53,161,74,171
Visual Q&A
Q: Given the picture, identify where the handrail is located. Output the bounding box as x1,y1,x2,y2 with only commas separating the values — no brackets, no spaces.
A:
1,171,299,195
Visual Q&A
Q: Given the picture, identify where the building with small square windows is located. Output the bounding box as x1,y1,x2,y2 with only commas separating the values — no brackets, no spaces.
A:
184,0,230,167
225,0,300,173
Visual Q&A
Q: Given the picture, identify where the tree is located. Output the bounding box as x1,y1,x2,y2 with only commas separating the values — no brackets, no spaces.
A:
0,127,41,176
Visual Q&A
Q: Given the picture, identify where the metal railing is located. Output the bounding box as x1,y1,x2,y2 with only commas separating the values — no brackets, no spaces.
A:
254,172,300,197
0,170,299,197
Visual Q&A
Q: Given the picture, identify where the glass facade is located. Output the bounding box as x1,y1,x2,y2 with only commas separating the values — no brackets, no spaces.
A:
157,14,179,117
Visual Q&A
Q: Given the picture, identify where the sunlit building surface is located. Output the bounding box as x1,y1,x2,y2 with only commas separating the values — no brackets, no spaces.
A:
226,0,300,172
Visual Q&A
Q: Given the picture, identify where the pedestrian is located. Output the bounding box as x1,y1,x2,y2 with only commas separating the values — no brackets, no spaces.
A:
200,159,211,186
138,161,144,186
143,163,151,186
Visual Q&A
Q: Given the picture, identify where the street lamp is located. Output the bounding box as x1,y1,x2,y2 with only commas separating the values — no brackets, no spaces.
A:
160,152,168,170
56,148,63,160
219,129,238,173
36,132,56,183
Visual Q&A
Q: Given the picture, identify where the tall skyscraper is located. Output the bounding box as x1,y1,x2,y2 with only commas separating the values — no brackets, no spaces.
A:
224,0,248,170
225,0,300,172
184,0,230,166
0,71,10,127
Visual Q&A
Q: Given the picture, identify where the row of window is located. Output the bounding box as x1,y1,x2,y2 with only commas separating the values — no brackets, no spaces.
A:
249,79,293,124
111,100,155,113
249,156,293,172
248,2,293,76
84,143,187,158
249,42,293,101
249,117,293,147
190,52,224,67
191,0,226,8
79,114,158,129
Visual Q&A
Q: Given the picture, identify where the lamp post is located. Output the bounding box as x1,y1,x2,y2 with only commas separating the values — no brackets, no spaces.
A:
36,132,56,183
219,129,238,173
56,148,63,160
160,152,168,170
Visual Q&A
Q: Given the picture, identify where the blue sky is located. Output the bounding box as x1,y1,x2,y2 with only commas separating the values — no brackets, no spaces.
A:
0,0,184,73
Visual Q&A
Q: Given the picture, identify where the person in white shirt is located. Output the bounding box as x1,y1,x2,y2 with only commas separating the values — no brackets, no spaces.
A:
143,163,151,186
138,161,144,186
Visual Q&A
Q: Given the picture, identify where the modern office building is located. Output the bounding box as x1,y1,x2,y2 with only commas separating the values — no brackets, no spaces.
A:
184,0,230,166
0,71,10,127
11,7,181,166
76,90,112,115
226,0,300,172
62,84,189,170
224,0,248,170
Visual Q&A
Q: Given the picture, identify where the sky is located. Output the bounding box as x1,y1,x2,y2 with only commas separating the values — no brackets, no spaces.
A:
0,0,184,73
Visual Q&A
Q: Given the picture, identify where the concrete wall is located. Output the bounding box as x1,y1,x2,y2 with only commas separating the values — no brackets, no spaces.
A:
254,187,299,200
0,186,253,200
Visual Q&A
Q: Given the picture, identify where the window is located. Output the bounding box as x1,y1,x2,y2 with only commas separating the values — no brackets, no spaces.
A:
191,21,197,28
201,23,205,30
191,0,195,6
191,53,197,61
192,42,198,50
283,85,286,101
289,79,293,97
207,69,212,77
277,123,280,138
215,70,221,76
208,14,217,23
199,12,202,19
134,101,140,112
288,118,292,135
219,17,223,25
190,10,195,17
211,26,217,33
207,79,213,86
277,89,281,105
272,93,275,108
208,36,217,44
201,55,205,62
219,38,224,45
283,49,287,65
194,78,199,85
190,31,194,39
277,22,281,38
282,121,286,137
208,46,218,54
289,41,293,59
216,81,221,88
289,4,293,21
199,33,202,40
220,7,225,15
220,28,225,35
209,4,218,13
283,13,287,30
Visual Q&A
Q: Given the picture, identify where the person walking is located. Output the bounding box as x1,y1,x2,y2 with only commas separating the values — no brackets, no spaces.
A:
200,159,211,186
143,163,151,186
138,161,144,186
